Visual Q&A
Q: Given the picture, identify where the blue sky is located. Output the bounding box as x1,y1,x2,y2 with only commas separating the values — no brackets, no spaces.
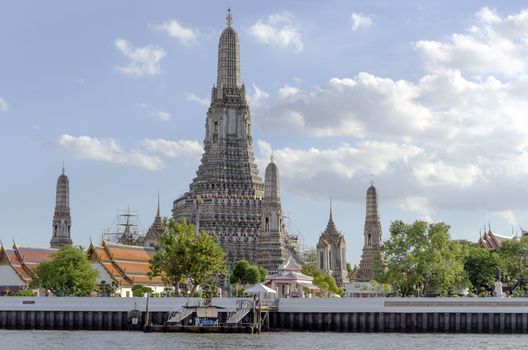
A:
2,1,528,265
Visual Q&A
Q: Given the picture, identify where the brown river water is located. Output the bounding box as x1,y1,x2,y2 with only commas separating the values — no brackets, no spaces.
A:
1,330,527,349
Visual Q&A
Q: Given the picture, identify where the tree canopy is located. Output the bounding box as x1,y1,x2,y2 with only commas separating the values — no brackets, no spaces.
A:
376,220,468,297
301,264,343,296
150,218,226,297
464,245,500,296
497,235,528,296
31,245,98,296
231,259,267,286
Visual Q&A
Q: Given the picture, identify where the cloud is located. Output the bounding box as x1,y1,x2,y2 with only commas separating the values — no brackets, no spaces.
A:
250,8,528,215
142,139,203,159
351,12,373,31
185,93,210,107
140,102,171,121
115,39,166,77
491,210,517,227
248,13,303,53
155,20,198,44
399,196,433,222
415,7,528,78
0,97,8,112
57,134,165,171
247,84,269,109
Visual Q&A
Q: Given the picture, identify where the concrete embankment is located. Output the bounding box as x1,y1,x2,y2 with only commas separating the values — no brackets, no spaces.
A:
1,297,527,333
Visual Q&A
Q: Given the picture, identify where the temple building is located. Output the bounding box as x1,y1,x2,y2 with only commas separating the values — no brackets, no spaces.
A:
144,195,166,248
172,10,292,267
357,182,383,281
87,240,168,297
0,242,56,295
254,156,289,273
50,166,73,249
316,204,349,286
479,225,515,249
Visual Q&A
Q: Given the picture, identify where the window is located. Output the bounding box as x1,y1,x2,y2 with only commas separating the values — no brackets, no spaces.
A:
319,252,324,269
265,217,270,232
368,234,372,246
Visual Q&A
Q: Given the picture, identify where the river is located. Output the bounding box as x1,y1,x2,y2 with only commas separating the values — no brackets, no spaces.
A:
1,330,526,349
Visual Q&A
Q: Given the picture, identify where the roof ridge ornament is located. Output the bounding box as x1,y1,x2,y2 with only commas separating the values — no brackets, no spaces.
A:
226,6,233,27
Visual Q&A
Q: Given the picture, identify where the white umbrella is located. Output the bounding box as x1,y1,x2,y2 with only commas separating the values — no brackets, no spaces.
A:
244,283,277,295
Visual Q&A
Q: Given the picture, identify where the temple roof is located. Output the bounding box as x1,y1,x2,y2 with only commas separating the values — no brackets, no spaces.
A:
87,240,164,287
317,208,345,248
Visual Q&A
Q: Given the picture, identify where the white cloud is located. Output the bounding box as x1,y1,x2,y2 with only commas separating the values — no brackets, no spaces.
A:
115,39,166,77
0,97,9,112
399,197,433,222
247,84,269,109
185,93,210,107
155,111,171,121
351,12,373,31
57,134,165,171
415,7,528,78
251,8,528,215
248,13,303,53
142,139,203,159
140,102,171,121
57,135,205,171
156,20,198,45
492,210,517,227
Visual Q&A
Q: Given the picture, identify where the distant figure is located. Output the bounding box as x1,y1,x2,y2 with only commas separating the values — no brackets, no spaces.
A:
495,267,501,281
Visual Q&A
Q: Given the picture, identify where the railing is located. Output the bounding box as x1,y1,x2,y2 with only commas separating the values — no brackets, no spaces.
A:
166,307,194,324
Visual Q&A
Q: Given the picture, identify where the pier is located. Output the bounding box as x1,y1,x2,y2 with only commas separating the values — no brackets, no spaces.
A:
0,297,527,333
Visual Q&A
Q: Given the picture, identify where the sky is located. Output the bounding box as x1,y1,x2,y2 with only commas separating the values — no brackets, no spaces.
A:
2,0,528,265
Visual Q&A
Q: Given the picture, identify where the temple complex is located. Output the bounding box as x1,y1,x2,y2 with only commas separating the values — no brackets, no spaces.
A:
172,10,291,267
357,182,383,281
50,166,73,249
316,204,349,286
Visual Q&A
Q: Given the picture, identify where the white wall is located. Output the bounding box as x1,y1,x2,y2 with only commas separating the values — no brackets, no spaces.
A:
0,266,25,287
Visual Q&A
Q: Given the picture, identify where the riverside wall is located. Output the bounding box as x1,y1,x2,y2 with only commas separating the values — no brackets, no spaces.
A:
1,297,528,333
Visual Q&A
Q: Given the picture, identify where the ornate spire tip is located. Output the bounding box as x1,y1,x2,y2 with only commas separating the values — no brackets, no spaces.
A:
226,6,233,27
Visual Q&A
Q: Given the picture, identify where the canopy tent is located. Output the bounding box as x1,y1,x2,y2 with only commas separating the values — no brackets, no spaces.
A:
244,283,277,295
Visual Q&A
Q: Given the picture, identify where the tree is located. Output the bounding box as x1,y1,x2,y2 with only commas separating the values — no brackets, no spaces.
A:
150,218,227,297
497,236,528,296
131,284,153,297
187,230,226,295
231,260,265,286
150,219,194,296
31,245,98,296
302,264,343,297
377,220,468,297
464,246,500,295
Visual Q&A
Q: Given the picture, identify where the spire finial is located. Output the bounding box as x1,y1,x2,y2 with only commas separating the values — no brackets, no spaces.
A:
370,173,374,187
62,161,65,175
226,6,233,27
329,196,333,220
270,148,274,163
157,191,161,217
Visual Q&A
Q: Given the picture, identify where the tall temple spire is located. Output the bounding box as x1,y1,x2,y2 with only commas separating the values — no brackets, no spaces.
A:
50,166,73,249
172,10,268,264
264,156,280,201
216,9,241,90
358,182,383,281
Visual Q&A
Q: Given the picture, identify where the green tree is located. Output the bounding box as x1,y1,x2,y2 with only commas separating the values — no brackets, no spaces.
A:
231,260,264,286
497,236,528,296
31,246,98,296
464,246,500,295
377,220,468,297
150,218,227,297
150,219,194,296
131,284,153,297
187,231,226,295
